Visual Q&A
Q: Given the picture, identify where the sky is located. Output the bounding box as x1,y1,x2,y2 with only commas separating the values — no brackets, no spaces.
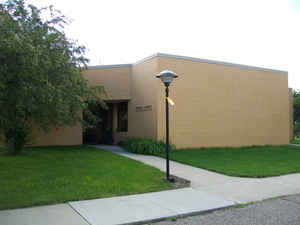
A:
26,0,300,89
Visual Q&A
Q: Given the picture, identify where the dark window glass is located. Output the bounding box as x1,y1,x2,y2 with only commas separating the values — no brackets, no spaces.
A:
117,102,128,132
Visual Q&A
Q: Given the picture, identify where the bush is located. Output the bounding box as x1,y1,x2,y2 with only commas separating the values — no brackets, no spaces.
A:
119,138,175,156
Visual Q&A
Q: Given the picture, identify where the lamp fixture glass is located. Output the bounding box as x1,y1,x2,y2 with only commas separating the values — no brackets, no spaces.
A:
156,70,178,85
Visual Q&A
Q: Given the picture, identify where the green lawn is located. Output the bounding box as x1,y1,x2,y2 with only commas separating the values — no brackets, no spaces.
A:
168,145,300,178
0,146,172,210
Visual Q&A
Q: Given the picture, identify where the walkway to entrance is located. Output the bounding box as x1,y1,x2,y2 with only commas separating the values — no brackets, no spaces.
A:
96,145,300,204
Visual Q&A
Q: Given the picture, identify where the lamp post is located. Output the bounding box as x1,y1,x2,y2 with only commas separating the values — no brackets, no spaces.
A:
156,70,178,181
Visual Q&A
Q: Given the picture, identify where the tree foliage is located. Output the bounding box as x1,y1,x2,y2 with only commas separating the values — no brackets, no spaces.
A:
293,90,300,137
0,0,106,154
294,91,300,122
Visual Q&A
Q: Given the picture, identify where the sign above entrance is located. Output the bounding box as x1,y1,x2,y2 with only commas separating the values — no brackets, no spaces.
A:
136,105,152,112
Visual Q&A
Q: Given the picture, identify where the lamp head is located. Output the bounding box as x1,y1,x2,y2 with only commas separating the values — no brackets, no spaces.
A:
156,70,178,86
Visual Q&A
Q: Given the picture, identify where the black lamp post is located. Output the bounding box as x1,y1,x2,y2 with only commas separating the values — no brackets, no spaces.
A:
156,70,178,181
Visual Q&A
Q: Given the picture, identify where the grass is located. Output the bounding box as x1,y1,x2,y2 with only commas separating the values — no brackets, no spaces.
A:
167,145,300,178
291,136,300,144
0,145,172,210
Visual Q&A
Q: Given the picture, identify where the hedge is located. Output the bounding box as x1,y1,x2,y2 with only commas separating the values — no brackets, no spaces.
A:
119,138,175,156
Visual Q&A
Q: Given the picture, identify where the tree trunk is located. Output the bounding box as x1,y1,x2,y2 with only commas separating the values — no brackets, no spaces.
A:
7,137,16,155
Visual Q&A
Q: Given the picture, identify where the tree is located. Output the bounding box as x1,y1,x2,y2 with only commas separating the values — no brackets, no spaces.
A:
293,90,300,138
0,0,106,154
294,122,300,138
294,91,300,123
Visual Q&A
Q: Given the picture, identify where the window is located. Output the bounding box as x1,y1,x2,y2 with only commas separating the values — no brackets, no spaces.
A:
117,102,128,132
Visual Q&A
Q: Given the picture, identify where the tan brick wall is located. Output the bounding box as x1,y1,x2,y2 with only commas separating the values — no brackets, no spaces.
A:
157,56,290,148
83,66,131,100
127,58,159,139
31,123,82,146
0,124,82,147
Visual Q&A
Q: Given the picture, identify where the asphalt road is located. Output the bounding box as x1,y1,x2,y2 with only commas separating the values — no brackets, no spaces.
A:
149,194,300,225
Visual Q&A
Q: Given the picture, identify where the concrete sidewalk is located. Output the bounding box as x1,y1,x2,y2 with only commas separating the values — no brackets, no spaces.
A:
70,188,234,225
0,188,234,225
96,145,300,204
0,204,89,225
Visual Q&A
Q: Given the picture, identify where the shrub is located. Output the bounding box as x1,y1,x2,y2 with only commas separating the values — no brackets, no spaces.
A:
119,138,175,156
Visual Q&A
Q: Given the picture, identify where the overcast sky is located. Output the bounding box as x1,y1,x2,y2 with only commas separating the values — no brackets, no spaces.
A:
27,0,300,89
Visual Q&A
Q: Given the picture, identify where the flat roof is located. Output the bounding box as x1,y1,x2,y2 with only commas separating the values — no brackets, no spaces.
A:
87,64,132,69
88,53,288,74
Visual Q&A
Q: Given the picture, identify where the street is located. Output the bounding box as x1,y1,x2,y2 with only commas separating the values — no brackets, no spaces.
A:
149,194,300,225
